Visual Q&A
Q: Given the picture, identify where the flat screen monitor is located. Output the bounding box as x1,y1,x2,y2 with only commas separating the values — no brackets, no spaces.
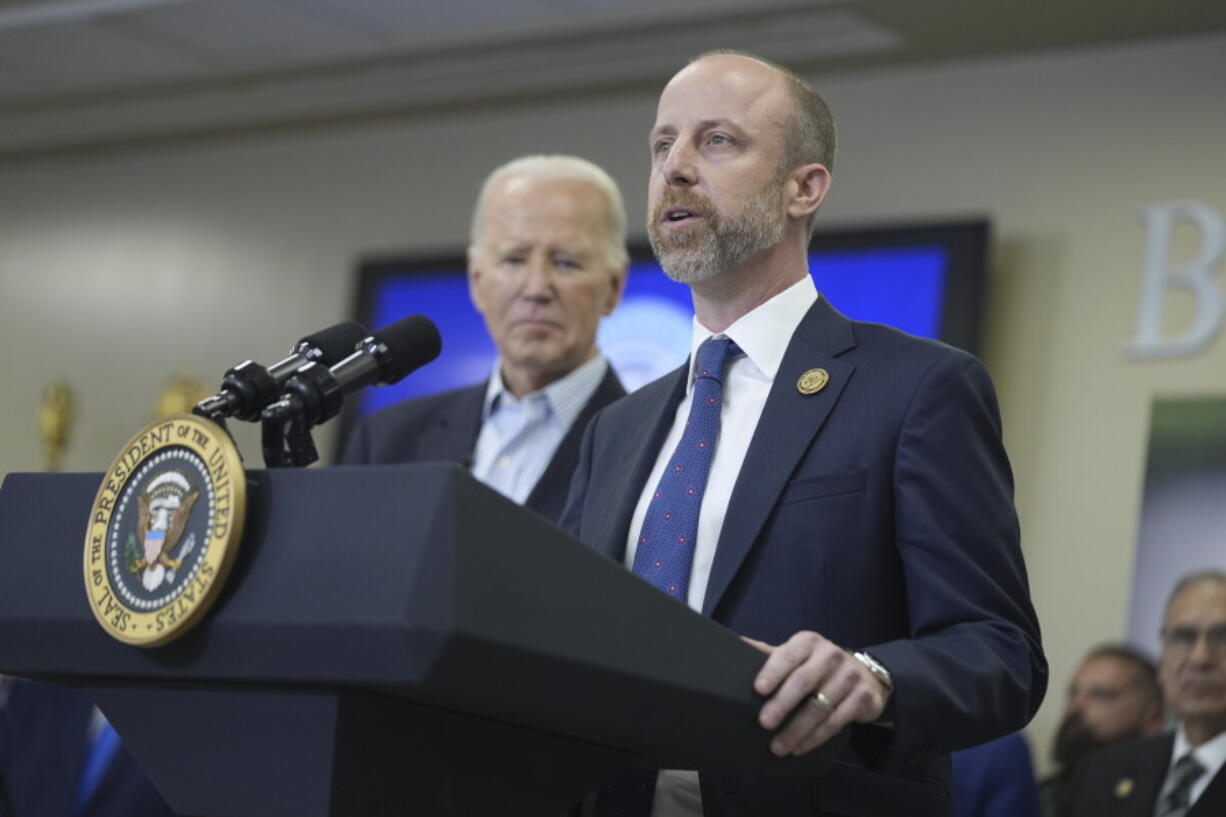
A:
342,220,988,447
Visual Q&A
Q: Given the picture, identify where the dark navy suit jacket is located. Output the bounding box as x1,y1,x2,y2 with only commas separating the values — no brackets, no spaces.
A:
952,733,1040,817
1058,732,1226,817
560,297,1046,817
0,680,174,817
339,366,625,523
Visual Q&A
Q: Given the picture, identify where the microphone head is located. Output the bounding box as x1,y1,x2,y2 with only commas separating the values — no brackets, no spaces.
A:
297,321,369,364
372,314,442,383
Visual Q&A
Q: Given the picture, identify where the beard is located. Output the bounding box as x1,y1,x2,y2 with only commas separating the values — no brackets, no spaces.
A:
1051,712,1144,772
647,176,786,284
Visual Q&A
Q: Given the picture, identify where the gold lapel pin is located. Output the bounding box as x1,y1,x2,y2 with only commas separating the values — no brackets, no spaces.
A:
797,368,829,395
1114,777,1134,799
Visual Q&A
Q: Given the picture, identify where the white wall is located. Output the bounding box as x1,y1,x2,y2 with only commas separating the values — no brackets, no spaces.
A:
3,33,1225,774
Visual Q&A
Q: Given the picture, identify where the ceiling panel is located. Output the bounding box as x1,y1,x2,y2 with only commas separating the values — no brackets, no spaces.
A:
292,0,544,35
289,0,835,50
0,18,206,90
403,8,899,91
343,0,604,48
0,0,199,31
109,0,376,68
1,0,1225,157
0,55,39,101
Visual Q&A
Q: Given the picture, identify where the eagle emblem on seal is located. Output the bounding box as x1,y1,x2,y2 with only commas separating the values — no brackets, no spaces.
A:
130,471,199,592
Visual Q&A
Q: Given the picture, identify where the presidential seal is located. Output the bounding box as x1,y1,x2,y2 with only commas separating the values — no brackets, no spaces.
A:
83,414,245,647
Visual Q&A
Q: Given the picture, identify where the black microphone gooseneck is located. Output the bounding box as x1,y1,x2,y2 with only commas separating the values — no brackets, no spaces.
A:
193,321,369,423
261,315,442,467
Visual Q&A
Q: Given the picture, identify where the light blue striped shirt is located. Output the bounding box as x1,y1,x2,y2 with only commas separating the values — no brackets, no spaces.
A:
470,354,609,505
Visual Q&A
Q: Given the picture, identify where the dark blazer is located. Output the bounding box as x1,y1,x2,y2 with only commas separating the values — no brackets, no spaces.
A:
561,297,1046,817
1058,732,1226,817
0,680,174,817
339,366,626,522
952,733,1040,817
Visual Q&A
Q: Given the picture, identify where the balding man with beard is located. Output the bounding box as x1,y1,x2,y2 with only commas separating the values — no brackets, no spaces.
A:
561,50,1045,817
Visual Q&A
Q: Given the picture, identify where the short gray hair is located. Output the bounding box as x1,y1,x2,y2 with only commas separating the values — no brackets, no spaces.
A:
690,50,836,238
1165,569,1226,618
469,154,629,268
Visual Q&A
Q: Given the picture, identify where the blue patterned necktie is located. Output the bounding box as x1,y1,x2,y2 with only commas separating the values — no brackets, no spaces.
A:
632,336,739,601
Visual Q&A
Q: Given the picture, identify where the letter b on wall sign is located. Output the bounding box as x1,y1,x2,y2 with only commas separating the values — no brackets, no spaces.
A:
1127,202,1225,359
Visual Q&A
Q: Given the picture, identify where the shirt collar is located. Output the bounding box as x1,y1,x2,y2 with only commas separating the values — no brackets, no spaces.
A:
686,275,818,388
483,354,609,429
1173,722,1226,779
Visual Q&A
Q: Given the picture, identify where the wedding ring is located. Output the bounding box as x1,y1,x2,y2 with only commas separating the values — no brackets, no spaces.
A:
811,691,833,711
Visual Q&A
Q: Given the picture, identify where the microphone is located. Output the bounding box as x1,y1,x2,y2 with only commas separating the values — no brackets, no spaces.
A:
263,314,442,427
193,321,369,422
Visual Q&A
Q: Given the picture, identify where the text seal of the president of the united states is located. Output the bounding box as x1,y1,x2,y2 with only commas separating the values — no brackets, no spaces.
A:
83,413,245,647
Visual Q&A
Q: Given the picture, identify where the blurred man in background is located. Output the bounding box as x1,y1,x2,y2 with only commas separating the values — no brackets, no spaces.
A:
340,154,628,522
953,732,1041,817
1038,644,1164,815
0,679,174,817
1060,571,1226,817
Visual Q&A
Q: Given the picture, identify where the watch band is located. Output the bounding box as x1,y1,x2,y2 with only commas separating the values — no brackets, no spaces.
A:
853,650,894,693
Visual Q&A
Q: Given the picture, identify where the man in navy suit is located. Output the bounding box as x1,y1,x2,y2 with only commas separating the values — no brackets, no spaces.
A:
341,155,628,522
1059,571,1226,817
561,51,1045,816
1039,644,1164,815
952,733,1040,817
0,680,173,817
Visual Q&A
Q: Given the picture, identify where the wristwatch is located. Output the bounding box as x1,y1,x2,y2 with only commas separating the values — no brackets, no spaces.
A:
853,651,894,694
854,651,895,726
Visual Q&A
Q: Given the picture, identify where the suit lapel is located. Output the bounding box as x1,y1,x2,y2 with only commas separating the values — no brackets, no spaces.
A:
1188,749,1226,817
1116,734,1173,817
702,298,857,617
416,385,485,465
591,368,688,563
526,368,624,518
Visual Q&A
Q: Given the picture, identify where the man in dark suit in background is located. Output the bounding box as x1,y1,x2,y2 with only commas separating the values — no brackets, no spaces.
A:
340,155,628,522
0,680,173,817
1060,571,1226,817
1038,644,1165,815
561,50,1045,816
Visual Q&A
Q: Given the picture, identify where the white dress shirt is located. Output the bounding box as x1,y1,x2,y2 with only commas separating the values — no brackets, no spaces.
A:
1167,724,1226,809
622,275,818,817
470,354,608,505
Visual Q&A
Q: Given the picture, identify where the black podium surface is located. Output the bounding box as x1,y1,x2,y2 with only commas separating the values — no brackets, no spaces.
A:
0,464,845,816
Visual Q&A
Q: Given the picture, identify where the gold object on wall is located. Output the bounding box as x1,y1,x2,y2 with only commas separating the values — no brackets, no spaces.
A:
39,379,77,472
155,375,208,420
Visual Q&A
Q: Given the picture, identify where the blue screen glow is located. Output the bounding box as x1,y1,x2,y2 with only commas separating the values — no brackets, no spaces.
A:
358,245,947,416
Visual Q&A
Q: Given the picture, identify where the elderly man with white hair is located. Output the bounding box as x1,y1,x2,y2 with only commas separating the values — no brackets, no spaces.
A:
340,154,629,523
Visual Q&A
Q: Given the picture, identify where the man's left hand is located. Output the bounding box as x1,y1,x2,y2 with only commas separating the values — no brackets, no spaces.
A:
745,631,890,756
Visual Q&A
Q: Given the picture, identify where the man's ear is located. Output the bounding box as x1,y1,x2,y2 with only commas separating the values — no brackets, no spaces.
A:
604,264,629,315
787,164,832,223
467,250,486,313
